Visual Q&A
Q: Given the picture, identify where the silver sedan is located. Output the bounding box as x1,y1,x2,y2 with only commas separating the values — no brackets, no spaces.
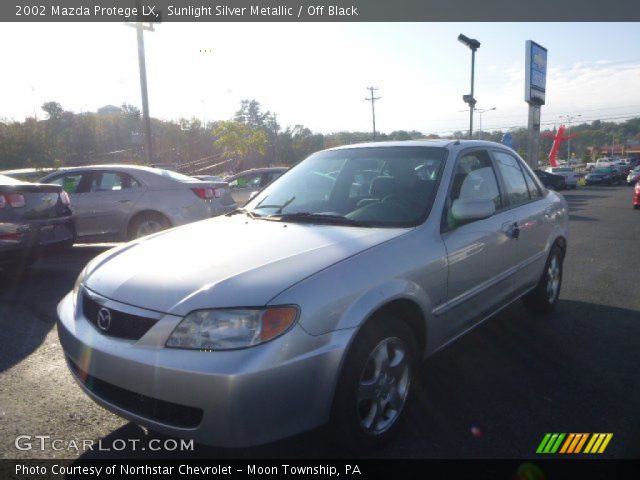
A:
40,165,236,241
57,140,568,450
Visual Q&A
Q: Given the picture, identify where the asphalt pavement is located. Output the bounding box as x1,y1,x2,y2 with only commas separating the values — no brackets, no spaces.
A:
1,186,639,459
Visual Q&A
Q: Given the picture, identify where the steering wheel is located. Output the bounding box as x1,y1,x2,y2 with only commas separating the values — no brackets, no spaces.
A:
382,194,417,210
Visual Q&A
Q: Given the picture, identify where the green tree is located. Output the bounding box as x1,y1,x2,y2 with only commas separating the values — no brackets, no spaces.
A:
41,101,63,120
212,120,268,172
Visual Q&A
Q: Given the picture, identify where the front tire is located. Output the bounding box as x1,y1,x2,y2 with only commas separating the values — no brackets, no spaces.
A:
523,245,564,315
330,317,417,452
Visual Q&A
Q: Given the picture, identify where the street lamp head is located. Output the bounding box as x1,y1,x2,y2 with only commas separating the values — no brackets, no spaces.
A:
462,94,477,107
458,34,480,51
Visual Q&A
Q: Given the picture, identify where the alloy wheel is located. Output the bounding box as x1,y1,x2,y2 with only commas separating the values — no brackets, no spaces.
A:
546,254,561,303
357,337,410,435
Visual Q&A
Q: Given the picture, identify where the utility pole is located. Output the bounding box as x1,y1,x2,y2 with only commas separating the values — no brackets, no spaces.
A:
560,114,581,161
365,87,381,140
126,21,155,165
271,113,278,167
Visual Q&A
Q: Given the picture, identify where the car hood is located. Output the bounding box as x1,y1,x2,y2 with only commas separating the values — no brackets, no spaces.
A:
84,215,409,316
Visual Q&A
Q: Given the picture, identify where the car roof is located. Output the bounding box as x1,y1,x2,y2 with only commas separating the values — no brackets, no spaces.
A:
325,139,506,151
40,164,163,174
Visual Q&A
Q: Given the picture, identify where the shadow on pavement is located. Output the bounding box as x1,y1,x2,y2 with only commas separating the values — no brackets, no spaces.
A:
75,299,640,459
0,245,108,373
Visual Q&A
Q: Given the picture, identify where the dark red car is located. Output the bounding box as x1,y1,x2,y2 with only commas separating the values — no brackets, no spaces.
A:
634,181,640,210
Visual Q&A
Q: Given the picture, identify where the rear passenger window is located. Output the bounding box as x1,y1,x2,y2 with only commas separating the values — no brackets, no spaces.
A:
522,168,542,199
493,152,530,206
90,172,140,192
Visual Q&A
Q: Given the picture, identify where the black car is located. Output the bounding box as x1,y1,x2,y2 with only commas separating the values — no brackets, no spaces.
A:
0,174,76,271
585,167,624,186
534,169,567,190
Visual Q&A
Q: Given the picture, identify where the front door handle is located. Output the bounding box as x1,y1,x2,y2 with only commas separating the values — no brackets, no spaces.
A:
502,221,520,239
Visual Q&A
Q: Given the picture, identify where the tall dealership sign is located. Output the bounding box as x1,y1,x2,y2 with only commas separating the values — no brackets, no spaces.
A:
525,40,547,169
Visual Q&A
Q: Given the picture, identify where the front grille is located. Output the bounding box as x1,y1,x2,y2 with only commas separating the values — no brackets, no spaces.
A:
82,291,158,340
68,359,203,429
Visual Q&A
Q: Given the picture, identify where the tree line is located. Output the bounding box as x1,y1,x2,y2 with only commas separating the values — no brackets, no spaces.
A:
1,99,639,174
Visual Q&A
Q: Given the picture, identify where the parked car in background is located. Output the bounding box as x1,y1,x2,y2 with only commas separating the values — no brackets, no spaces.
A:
39,165,236,241
634,181,640,210
225,167,287,205
1,174,75,271
586,158,615,171
534,169,567,190
545,166,579,189
627,167,640,186
585,167,624,186
57,140,568,450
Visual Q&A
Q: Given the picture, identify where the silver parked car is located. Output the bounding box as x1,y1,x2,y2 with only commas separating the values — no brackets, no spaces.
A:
57,141,568,450
226,167,287,205
40,165,236,241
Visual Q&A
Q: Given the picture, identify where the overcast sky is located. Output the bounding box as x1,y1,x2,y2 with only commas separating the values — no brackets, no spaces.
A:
2,22,639,135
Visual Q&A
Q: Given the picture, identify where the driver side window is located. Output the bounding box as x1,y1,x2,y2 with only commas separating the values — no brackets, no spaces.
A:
444,150,502,229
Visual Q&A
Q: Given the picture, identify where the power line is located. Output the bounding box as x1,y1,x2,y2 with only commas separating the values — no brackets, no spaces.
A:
424,113,640,137
365,86,381,140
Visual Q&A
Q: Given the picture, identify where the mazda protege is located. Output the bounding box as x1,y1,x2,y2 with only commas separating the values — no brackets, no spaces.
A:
57,140,568,450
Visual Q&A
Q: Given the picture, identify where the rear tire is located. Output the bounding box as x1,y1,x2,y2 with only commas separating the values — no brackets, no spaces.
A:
128,212,170,240
330,317,417,452
523,244,564,315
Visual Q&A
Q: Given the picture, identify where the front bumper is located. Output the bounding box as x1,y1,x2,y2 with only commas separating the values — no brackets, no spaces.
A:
57,290,353,447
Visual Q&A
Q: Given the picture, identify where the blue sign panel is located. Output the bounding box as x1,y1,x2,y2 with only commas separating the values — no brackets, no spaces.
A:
525,40,547,105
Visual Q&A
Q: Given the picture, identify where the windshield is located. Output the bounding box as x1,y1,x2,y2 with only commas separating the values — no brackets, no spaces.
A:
244,146,448,227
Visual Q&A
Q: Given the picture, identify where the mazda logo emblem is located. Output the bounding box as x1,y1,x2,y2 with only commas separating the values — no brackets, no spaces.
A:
97,307,112,332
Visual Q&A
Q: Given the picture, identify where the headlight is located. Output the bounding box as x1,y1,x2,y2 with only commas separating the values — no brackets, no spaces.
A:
71,266,87,308
166,307,298,350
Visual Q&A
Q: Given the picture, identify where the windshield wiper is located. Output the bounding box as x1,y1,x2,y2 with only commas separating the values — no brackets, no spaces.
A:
253,196,296,214
268,212,366,227
225,208,261,219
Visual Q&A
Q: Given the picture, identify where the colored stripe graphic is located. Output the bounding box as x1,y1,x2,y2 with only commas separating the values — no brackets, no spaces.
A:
536,433,565,453
538,433,613,454
583,433,613,454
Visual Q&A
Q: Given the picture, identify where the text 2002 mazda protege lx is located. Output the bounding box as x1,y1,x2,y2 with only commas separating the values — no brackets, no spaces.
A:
57,140,568,450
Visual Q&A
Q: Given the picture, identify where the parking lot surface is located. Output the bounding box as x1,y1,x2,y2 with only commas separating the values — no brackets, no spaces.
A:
1,186,639,459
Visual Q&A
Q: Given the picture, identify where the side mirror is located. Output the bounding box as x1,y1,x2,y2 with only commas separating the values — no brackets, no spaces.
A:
451,198,495,221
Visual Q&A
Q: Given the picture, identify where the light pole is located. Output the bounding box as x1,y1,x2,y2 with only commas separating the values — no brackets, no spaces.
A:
559,114,581,161
458,34,480,139
476,107,496,140
126,21,155,165
611,134,615,157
